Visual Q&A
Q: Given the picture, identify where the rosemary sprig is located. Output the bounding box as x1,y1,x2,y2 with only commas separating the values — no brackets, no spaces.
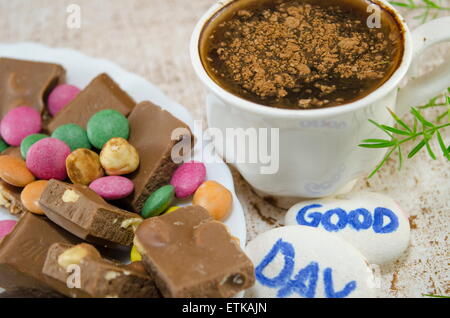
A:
359,104,450,178
389,0,450,23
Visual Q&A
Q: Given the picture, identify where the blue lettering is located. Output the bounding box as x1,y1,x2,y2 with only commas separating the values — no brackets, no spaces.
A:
373,207,399,233
348,208,372,231
322,208,348,232
323,268,357,298
295,205,398,234
296,204,322,227
255,239,295,288
277,262,319,298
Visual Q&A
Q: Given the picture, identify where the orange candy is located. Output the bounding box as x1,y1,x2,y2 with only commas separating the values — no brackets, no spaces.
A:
0,155,35,187
20,180,49,215
193,180,232,220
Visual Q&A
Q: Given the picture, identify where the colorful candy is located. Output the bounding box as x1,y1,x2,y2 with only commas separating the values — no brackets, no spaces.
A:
193,180,232,220
0,220,17,240
20,133,48,159
141,185,175,218
47,84,81,116
170,161,206,198
99,137,139,176
0,155,35,187
130,245,142,262
0,137,8,153
66,148,104,185
87,109,129,149
89,176,134,200
0,106,42,146
26,138,71,180
20,180,49,215
165,206,180,214
51,124,91,151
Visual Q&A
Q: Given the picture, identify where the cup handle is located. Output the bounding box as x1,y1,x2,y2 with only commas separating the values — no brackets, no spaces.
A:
397,17,450,116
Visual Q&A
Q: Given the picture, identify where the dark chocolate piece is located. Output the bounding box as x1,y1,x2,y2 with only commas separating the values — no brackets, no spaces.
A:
124,101,193,212
0,58,65,119
134,206,255,298
47,73,135,132
0,213,80,291
0,148,29,215
43,243,159,298
0,288,65,298
39,179,141,247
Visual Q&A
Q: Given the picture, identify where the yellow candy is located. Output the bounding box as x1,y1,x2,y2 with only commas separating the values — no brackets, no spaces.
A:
130,245,142,262
165,206,180,214
193,180,232,220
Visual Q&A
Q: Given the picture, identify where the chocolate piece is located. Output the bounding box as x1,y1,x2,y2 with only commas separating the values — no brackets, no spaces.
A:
0,58,65,119
43,243,159,298
124,101,193,212
47,73,135,133
134,206,255,298
0,288,65,298
39,179,140,247
0,148,29,215
0,213,80,291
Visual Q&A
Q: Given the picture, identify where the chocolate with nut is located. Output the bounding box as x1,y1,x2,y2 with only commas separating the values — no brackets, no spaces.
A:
0,58,65,119
134,206,255,298
0,213,80,291
39,179,141,248
47,73,135,132
43,243,160,298
124,101,193,212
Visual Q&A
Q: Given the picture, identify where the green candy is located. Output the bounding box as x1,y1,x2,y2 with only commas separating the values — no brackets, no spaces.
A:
52,124,91,151
141,185,175,219
0,137,8,153
87,109,129,149
20,133,48,159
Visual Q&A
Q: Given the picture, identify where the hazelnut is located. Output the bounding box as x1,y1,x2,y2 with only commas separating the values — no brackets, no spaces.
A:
58,244,100,268
62,189,80,203
66,148,104,185
99,138,139,176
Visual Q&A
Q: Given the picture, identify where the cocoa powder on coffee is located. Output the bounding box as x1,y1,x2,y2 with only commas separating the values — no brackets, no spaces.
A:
202,0,403,109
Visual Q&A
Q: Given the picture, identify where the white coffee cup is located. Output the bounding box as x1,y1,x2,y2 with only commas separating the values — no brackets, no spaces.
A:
190,0,450,201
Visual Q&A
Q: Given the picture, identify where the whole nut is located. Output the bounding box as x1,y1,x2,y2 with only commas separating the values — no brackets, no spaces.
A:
100,137,139,176
66,148,104,185
57,243,100,268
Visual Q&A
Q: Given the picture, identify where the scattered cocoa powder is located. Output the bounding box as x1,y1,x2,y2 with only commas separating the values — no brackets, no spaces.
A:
204,0,402,109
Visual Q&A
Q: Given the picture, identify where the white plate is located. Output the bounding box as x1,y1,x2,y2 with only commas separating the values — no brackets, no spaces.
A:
0,43,246,245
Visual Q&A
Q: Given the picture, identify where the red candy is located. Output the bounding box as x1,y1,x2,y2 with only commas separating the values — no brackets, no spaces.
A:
26,138,71,180
0,106,42,146
47,84,81,116
0,220,17,239
89,176,134,200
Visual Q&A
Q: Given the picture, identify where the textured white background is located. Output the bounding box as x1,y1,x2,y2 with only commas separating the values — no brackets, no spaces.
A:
0,0,448,298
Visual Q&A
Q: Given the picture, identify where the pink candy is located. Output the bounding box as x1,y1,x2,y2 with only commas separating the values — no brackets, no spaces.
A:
0,220,17,239
170,161,206,198
89,176,134,200
0,106,42,146
26,138,71,180
47,84,81,116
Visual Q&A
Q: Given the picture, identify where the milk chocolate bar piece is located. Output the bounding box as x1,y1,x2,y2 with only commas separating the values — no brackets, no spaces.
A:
0,58,65,119
0,213,80,291
0,288,65,298
43,243,159,298
135,206,255,297
124,101,193,212
0,148,29,215
39,179,141,247
47,73,135,132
